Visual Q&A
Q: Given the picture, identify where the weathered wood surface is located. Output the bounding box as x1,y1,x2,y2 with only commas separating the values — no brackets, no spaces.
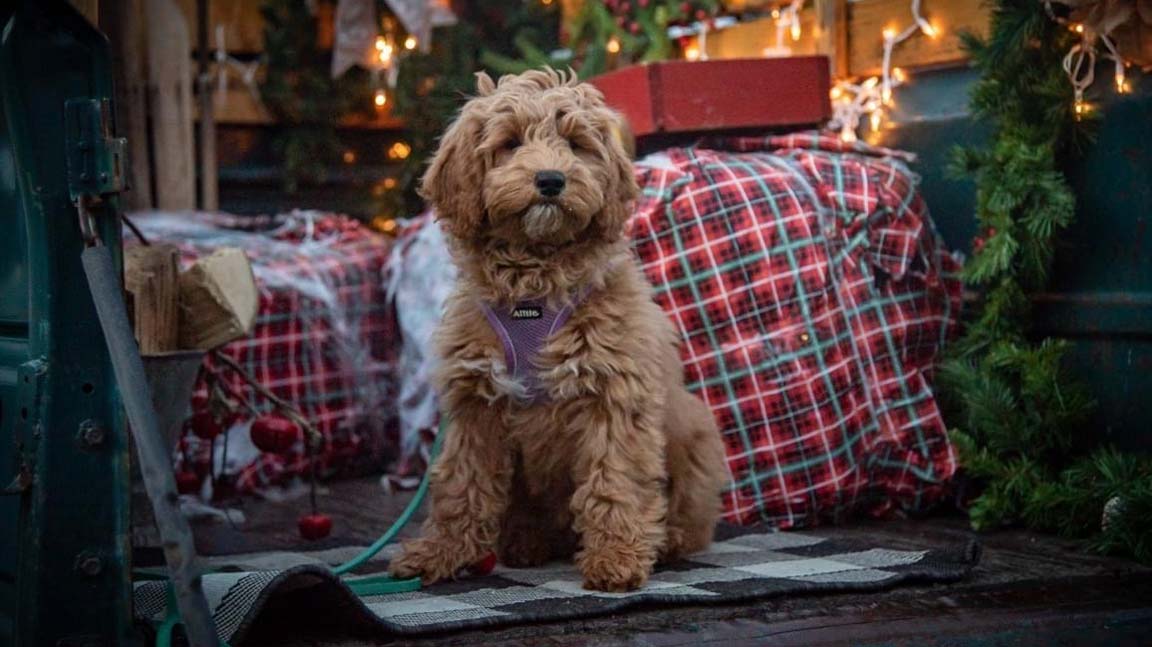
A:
186,476,1151,646
125,244,181,354
146,0,197,210
846,0,989,76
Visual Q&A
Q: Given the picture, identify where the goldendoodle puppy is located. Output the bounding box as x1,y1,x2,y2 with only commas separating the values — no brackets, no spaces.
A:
388,68,727,592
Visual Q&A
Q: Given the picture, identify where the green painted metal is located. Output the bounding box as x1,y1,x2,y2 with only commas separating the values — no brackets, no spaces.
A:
876,67,1151,451
0,2,138,645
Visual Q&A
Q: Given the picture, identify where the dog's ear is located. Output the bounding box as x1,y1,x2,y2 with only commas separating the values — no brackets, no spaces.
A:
606,113,638,202
594,109,639,239
420,109,486,240
475,71,496,96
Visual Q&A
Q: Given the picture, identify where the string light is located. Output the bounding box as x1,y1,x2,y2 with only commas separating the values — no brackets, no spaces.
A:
828,0,941,142
404,36,417,50
377,37,394,66
342,150,356,164
669,16,737,61
606,36,621,54
765,1,805,55
374,89,387,107
1043,2,1137,116
388,141,412,160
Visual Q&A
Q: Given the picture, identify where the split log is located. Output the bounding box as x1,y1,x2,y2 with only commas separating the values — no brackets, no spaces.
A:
125,244,181,354
178,248,259,350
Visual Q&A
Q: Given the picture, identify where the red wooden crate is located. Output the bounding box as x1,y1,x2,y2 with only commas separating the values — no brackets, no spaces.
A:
590,56,830,137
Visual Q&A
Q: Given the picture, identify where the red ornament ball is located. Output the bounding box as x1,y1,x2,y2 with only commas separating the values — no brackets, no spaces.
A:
680,2,692,16
973,237,986,253
638,0,649,7
190,390,209,411
620,1,631,13
468,552,497,577
250,414,299,454
190,411,223,440
629,21,640,34
175,471,201,495
695,8,707,21
298,514,333,541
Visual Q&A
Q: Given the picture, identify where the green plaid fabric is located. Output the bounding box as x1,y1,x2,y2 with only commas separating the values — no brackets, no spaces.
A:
630,132,963,528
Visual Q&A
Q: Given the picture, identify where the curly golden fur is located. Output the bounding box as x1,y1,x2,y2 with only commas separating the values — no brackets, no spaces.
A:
388,68,728,592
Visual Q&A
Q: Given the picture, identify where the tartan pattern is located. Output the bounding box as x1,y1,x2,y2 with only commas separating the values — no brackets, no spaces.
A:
130,211,400,492
629,132,963,527
133,525,980,641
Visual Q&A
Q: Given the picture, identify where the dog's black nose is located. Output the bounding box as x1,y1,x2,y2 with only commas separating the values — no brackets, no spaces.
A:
534,170,566,197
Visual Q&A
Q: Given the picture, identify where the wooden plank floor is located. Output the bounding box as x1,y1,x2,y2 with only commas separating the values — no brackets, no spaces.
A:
185,477,1152,646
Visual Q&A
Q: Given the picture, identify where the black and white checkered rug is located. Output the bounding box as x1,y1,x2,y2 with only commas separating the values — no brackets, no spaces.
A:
134,525,980,642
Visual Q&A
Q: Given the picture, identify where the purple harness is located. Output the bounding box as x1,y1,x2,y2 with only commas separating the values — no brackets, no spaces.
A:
478,291,589,403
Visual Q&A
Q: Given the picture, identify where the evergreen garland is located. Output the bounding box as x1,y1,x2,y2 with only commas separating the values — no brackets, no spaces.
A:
943,0,1151,563
562,0,719,78
259,0,373,193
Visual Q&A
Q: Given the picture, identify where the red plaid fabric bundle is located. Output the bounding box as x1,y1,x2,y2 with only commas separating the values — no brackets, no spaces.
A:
131,211,399,494
630,133,963,527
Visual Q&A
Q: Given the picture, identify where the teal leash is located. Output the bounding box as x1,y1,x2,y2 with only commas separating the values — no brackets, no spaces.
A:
148,420,446,644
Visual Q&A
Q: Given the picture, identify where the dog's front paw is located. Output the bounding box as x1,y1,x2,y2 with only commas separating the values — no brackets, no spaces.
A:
577,545,652,592
387,538,470,584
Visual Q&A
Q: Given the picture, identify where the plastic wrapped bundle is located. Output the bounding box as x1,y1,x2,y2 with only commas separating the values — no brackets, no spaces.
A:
127,210,399,494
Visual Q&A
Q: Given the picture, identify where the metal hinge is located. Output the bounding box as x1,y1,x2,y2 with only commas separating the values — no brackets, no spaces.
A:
64,97,127,200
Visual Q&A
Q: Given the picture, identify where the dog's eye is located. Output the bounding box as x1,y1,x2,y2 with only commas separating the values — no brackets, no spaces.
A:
503,138,521,151
567,138,581,151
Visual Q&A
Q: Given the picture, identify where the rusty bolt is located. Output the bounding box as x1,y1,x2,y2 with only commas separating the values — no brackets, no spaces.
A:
78,420,106,449
75,553,103,577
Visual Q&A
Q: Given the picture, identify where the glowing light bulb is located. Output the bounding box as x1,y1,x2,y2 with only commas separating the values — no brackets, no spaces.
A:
342,150,356,164
881,85,893,105
388,141,412,160
379,42,394,65
920,22,939,39
607,37,621,54
893,67,907,84
404,36,417,50
870,109,883,132
542,0,554,5
882,27,896,41
374,90,387,107
1072,23,1085,34
1116,72,1128,93
771,9,780,20
791,20,801,42
1074,98,1088,120
829,86,843,100
840,127,857,144
685,45,700,60
862,76,879,89
375,36,387,51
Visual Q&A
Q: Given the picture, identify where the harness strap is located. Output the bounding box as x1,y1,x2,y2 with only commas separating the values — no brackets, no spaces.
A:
477,284,596,403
